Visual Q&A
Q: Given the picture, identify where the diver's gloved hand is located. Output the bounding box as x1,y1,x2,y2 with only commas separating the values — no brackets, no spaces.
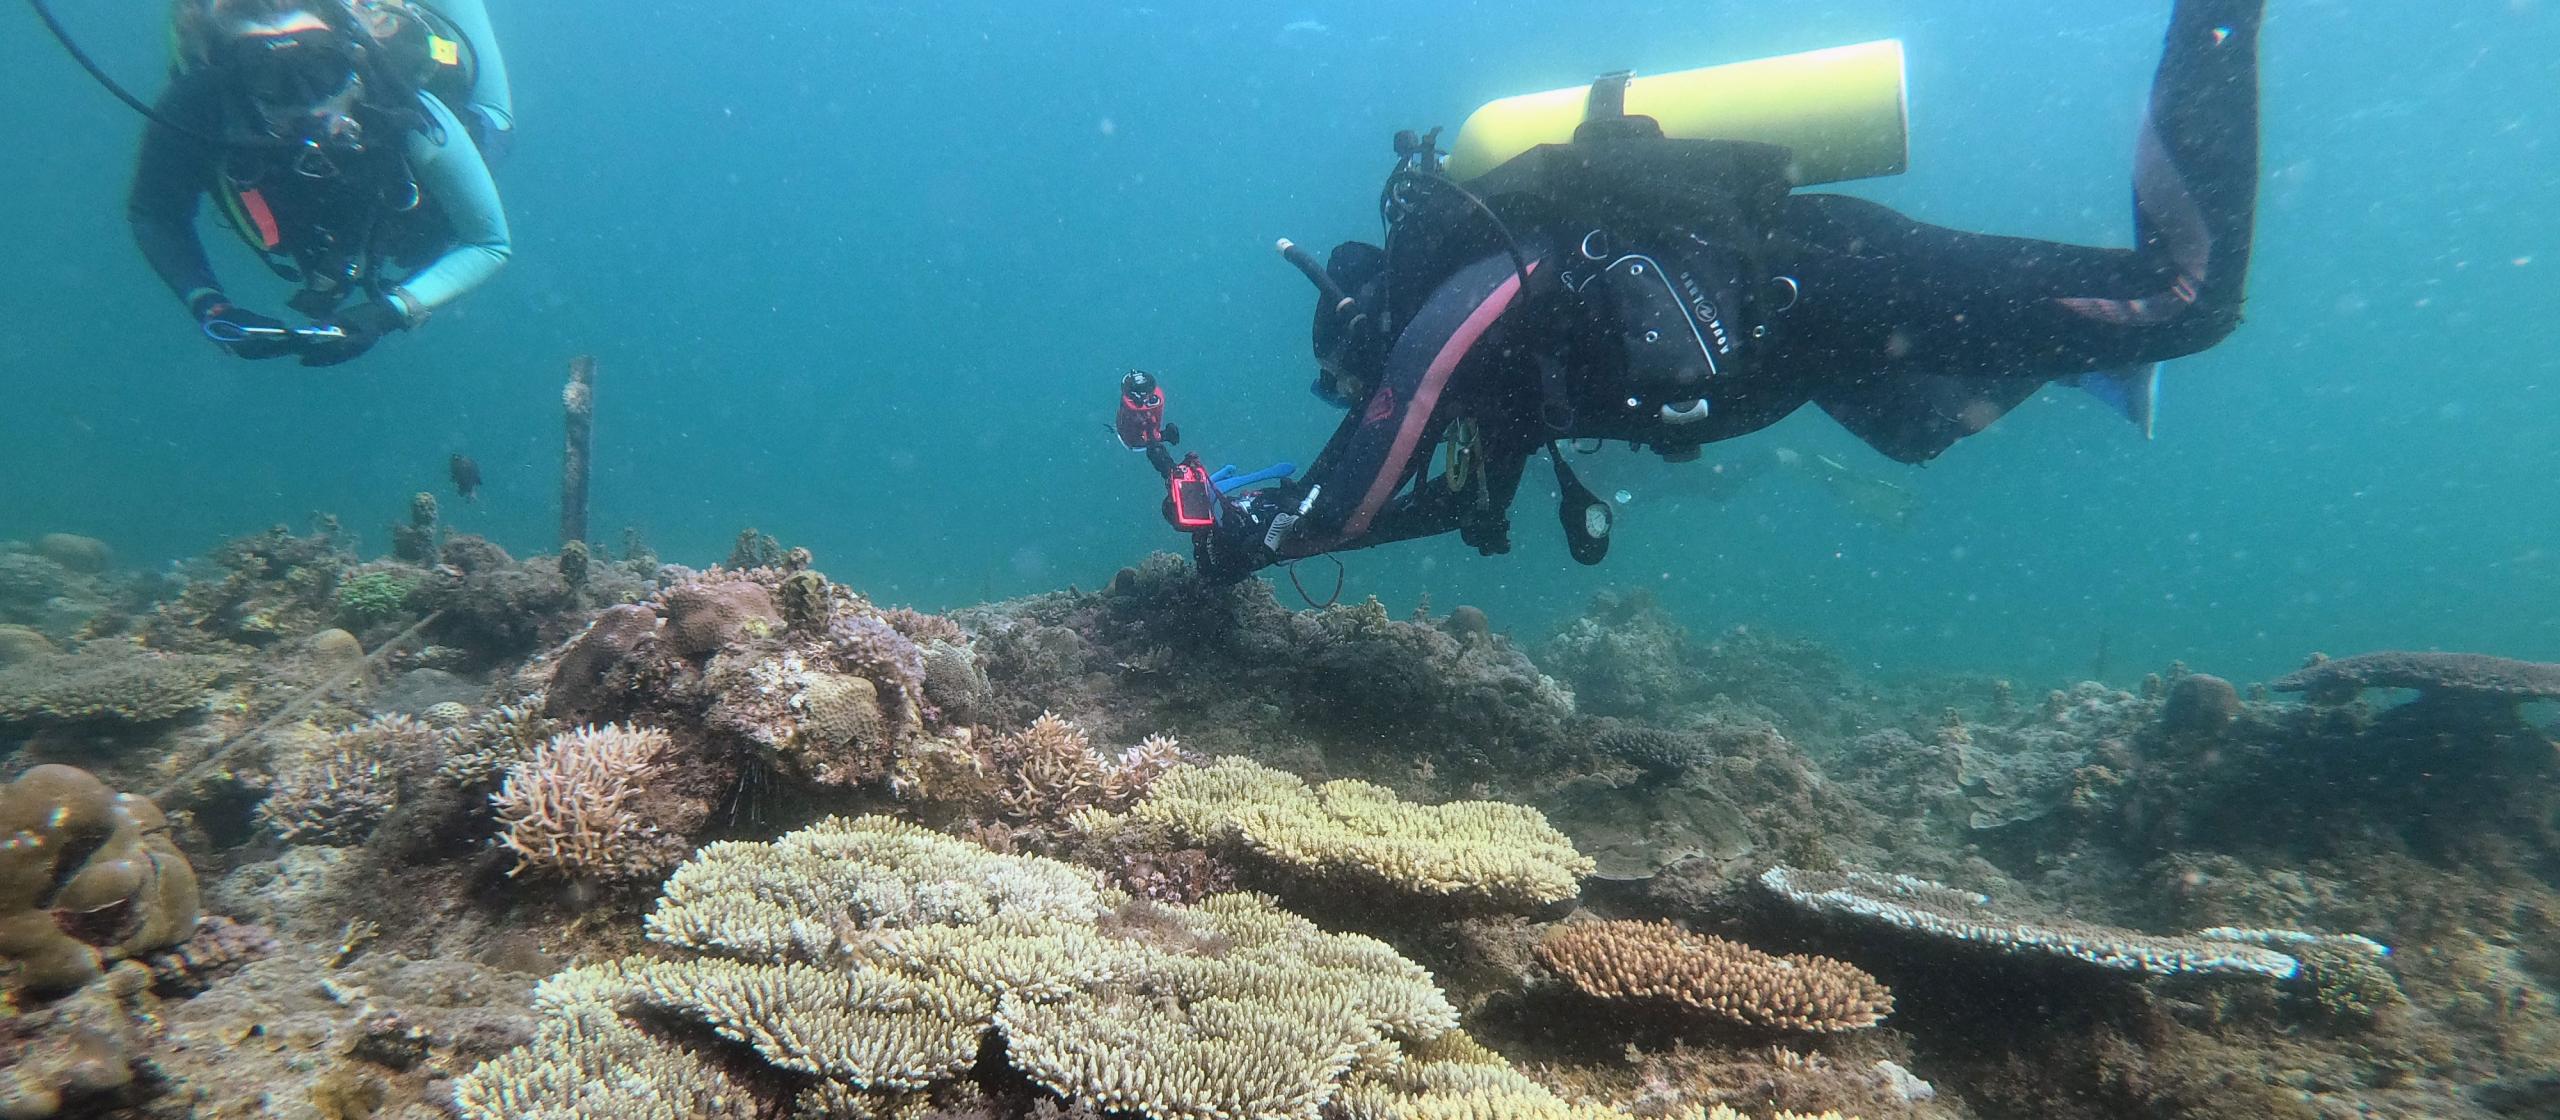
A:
299,299,408,368
1458,513,1512,557
1194,492,1286,584
191,294,297,361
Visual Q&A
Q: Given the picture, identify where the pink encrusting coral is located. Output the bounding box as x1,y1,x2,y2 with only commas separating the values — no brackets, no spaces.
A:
490,723,684,880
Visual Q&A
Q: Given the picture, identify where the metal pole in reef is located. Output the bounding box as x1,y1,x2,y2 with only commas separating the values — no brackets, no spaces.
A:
562,355,595,546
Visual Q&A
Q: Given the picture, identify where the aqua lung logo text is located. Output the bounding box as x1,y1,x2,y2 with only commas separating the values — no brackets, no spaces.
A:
1677,269,1733,358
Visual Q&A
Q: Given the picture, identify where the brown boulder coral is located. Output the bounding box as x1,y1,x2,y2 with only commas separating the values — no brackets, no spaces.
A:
1536,919,1893,1033
31,534,112,576
0,765,200,996
659,578,781,656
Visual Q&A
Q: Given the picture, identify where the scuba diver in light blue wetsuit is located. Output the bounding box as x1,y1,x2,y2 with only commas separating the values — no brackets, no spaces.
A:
127,0,513,367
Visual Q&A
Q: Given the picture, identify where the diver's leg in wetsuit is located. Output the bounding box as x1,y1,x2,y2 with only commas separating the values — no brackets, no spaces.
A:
1783,0,2263,461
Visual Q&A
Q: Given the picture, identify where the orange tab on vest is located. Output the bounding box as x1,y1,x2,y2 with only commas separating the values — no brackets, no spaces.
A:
237,188,282,250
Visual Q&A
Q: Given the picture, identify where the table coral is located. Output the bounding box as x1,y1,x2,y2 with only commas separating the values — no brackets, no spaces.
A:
1534,919,1893,1033
448,974,761,1120
0,646,226,731
459,816,1481,1120
0,765,201,996
1104,756,1595,911
647,815,1108,959
2270,650,2560,713
1757,866,2391,982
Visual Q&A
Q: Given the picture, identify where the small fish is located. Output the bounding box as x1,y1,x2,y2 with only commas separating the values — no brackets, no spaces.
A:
449,453,482,502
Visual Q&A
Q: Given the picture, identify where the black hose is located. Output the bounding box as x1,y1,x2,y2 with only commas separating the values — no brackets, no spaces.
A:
22,0,285,149
1276,238,1354,312
1381,169,1537,291
1375,167,1541,335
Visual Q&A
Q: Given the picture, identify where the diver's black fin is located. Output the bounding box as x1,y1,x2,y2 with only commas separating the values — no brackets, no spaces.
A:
2058,362,2161,439
1810,373,2043,465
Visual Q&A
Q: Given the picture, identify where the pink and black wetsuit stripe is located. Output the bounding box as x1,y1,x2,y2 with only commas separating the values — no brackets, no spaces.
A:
1284,254,1536,556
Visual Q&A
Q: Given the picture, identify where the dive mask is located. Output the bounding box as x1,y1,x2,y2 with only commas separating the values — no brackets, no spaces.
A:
225,18,367,144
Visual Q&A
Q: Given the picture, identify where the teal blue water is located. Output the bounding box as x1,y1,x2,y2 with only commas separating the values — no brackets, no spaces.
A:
3,1,2554,686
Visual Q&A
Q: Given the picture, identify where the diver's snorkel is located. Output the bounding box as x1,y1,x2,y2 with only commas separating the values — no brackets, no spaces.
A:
1278,239,1355,315
1278,238,1383,409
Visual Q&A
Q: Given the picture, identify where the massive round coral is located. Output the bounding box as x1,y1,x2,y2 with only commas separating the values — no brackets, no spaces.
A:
0,765,201,996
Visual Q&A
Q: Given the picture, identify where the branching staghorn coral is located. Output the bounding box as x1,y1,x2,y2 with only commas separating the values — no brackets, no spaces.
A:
460,816,1475,1120
490,724,685,880
1758,866,2389,982
1534,920,1893,1033
1336,1030,1629,1120
1094,756,1595,911
451,964,760,1120
256,713,440,844
895,713,1188,835
433,696,557,790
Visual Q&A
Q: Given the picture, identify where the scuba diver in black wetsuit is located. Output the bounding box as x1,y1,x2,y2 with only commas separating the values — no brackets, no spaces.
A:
119,0,513,367
1128,0,2264,585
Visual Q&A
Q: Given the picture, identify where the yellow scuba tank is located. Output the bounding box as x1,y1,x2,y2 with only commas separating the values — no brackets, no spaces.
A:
1442,40,1910,186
